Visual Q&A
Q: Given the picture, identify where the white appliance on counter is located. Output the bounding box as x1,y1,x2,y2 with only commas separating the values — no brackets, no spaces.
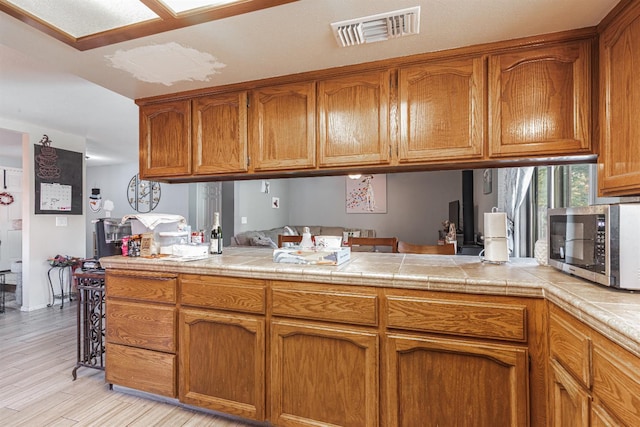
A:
483,211,509,263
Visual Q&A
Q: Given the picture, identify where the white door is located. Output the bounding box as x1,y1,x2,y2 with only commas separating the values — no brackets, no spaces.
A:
0,167,22,271
195,182,222,233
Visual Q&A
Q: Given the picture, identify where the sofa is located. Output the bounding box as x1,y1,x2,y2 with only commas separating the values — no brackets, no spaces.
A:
230,225,376,249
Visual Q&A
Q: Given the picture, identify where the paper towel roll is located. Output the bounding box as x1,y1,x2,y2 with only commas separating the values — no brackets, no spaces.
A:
484,212,509,263
484,212,507,238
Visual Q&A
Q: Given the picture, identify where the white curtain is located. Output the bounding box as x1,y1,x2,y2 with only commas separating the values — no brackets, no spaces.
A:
499,167,534,257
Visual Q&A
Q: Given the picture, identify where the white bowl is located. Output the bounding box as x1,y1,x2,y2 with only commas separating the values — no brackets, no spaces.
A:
314,235,343,249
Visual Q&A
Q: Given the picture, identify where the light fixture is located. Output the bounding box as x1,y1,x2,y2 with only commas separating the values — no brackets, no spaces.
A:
0,0,298,50
348,174,362,180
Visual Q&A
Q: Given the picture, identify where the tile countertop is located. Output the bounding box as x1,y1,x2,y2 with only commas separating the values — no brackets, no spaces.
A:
100,247,640,358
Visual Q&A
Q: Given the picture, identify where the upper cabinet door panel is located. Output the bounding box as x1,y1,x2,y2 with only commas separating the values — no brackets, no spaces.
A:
599,1,640,196
192,92,248,175
250,82,316,171
140,100,191,179
318,71,391,167
398,56,485,163
488,40,592,158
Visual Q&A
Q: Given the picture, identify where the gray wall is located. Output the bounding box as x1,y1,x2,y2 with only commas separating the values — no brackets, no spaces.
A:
234,178,291,233
85,165,500,252
85,162,191,257
0,156,21,168
233,170,498,245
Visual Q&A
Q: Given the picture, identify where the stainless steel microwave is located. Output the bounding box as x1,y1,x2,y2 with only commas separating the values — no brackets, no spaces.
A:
547,204,640,290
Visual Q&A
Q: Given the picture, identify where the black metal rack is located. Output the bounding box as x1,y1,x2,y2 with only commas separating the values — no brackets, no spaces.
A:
0,269,7,313
72,270,106,380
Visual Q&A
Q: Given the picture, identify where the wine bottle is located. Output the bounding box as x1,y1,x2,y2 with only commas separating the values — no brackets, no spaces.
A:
209,212,223,254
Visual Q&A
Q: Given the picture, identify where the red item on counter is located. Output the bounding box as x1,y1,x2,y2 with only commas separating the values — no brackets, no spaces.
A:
121,236,129,256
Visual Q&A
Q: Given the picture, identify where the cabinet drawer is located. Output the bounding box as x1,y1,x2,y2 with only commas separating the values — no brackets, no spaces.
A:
106,270,177,303
106,300,176,352
593,344,640,426
271,283,378,326
549,309,591,387
180,275,265,314
106,343,176,397
386,295,527,342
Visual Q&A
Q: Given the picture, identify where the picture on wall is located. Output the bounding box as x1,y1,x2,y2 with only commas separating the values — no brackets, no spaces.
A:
345,174,387,214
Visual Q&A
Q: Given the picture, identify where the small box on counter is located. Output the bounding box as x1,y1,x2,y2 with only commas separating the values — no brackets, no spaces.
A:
273,246,350,265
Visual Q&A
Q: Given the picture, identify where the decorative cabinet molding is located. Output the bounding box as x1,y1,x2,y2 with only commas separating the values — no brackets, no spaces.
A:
250,82,316,171
398,56,485,163
598,0,640,196
488,39,592,158
192,91,248,175
317,70,391,167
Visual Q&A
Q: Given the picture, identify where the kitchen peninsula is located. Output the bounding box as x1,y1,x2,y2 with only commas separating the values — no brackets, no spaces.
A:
101,248,640,426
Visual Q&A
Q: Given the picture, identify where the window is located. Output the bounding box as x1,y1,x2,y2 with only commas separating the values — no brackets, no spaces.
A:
525,164,594,255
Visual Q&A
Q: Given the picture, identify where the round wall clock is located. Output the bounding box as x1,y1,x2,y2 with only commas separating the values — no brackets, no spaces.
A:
127,174,161,213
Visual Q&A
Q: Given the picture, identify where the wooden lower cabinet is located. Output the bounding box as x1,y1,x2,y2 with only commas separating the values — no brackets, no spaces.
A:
385,333,529,427
105,270,178,398
106,342,176,397
592,344,640,426
270,319,379,427
549,359,590,427
591,401,624,427
179,308,265,421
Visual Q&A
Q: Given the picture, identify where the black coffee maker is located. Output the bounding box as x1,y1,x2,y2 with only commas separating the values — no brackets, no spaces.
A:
95,218,131,259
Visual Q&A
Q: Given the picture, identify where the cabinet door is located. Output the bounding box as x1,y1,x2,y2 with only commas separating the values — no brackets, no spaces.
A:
318,71,390,167
386,333,529,427
250,82,316,171
106,300,176,352
592,344,640,426
591,400,625,427
398,56,484,163
271,319,378,427
179,308,265,421
139,100,191,179
549,359,590,427
192,91,248,175
488,40,591,158
598,1,640,196
106,342,176,397
549,308,592,388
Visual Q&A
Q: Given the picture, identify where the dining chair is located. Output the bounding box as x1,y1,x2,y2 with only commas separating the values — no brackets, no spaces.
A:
277,234,303,248
347,236,398,253
397,241,456,255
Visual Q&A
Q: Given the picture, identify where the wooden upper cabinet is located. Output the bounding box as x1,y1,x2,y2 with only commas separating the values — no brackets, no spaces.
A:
318,70,391,167
192,92,248,175
488,40,592,158
249,82,316,171
398,56,485,163
599,0,640,196
140,100,191,179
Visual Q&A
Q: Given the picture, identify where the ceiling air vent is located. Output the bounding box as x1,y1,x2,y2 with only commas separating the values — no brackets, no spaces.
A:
331,6,420,48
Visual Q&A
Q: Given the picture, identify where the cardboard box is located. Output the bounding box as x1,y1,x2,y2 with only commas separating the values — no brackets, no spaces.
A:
273,246,350,265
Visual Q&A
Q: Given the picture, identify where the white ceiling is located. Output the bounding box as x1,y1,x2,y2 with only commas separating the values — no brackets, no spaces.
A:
0,0,620,166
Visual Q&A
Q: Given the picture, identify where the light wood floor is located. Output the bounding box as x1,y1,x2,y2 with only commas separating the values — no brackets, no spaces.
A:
0,295,259,426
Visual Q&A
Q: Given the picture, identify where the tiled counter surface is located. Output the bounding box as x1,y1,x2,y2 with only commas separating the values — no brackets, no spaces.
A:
101,247,640,358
